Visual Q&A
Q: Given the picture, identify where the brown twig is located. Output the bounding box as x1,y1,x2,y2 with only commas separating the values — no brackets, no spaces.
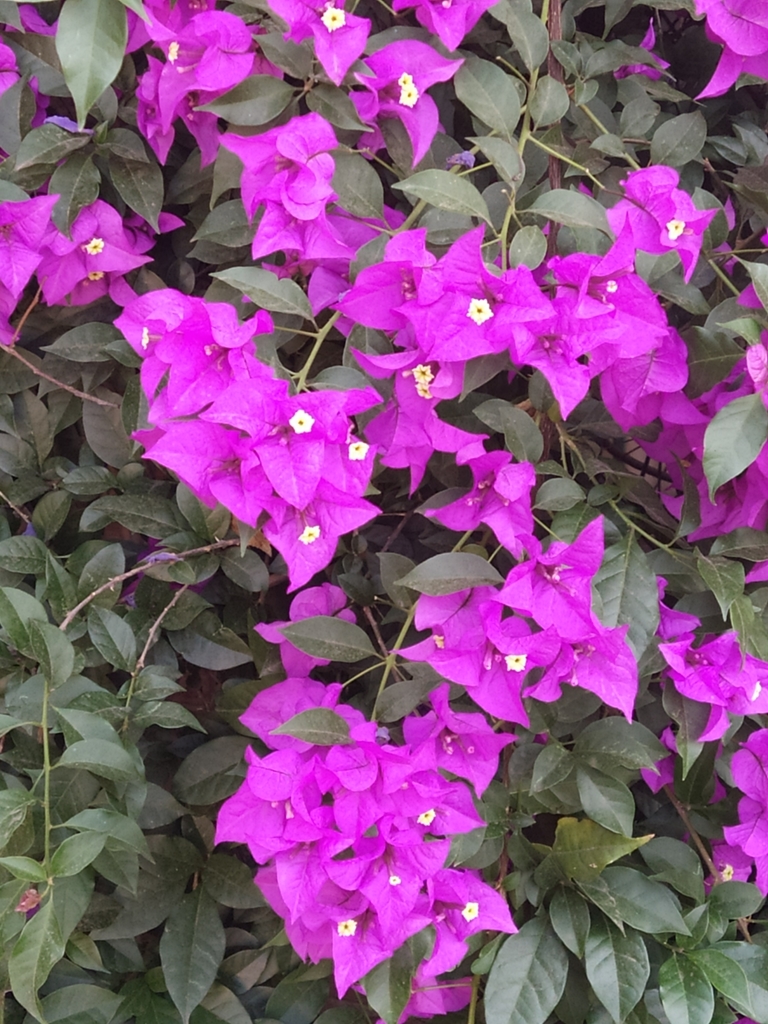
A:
9,286,42,345
58,538,242,631
363,605,404,681
0,487,32,526
664,784,752,942
380,511,412,554
5,346,119,408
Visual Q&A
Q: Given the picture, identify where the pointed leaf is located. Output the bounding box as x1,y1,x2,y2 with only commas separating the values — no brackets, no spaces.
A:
55,0,127,128
8,899,66,1022
279,616,376,662
659,954,714,1024
485,918,569,1024
160,888,226,1023
272,708,352,746
584,915,649,1024
396,553,502,595
703,393,768,501
393,170,491,224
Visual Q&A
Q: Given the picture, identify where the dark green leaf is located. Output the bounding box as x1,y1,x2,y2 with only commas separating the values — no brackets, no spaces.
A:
109,152,164,230
160,888,226,1024
574,719,667,771
695,551,745,619
272,708,352,746
0,535,48,575
198,75,295,124
0,855,47,881
332,151,384,220
528,190,613,237
535,479,585,512
50,151,100,234
584,914,649,1023
305,83,370,131
454,57,521,140
364,932,431,1024
393,170,491,223
80,494,183,538
172,736,249,805
708,880,764,919
703,393,768,501
650,112,707,167
474,399,544,462
529,76,570,127
687,950,752,1010
212,266,312,319
88,606,137,671
8,899,66,1021
550,817,652,881
50,831,107,877
279,616,376,662
550,887,590,958
28,620,75,689
597,867,690,935
14,123,90,171
575,765,635,836
594,533,660,658
485,918,569,1024
396,552,502,595
639,837,705,903
220,548,268,592
659,954,714,1024
55,0,127,128
508,225,547,269
57,738,139,781
499,5,549,71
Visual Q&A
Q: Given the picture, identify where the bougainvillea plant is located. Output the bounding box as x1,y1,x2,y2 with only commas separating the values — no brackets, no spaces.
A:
3,0,768,1022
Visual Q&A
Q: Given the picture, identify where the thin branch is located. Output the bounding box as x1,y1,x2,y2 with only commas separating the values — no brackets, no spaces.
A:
9,285,42,344
5,346,120,408
58,538,242,631
0,487,32,526
363,605,404,682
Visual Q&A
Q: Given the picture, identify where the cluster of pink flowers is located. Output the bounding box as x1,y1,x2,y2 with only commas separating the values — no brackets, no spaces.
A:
695,0,768,97
216,676,515,1007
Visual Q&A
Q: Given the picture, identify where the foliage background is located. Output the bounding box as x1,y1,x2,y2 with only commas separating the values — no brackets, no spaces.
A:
2,0,768,1023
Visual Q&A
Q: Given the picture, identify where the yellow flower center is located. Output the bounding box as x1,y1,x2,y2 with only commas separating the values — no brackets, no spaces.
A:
666,219,686,241
417,809,436,826
411,363,434,399
337,919,357,936
141,327,150,350
461,901,479,922
398,72,419,108
505,654,527,672
321,5,346,30
289,410,315,434
87,271,105,281
168,41,180,62
299,525,321,544
467,298,493,325
721,864,734,881
433,634,445,649
82,237,105,255
349,440,369,461
389,875,402,886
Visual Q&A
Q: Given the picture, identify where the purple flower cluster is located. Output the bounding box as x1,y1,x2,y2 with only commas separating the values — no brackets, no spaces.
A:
216,678,515,1002
695,0,768,97
723,730,768,893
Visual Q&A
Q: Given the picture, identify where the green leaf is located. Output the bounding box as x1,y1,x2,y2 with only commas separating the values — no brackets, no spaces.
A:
0,586,48,656
272,708,352,746
639,837,705,903
499,5,549,72
528,190,613,237
80,494,183,538
469,136,523,185
596,867,690,935
201,854,264,909
279,616,376,663
0,535,49,575
64,807,149,856
28,620,75,689
687,950,752,1010
50,151,101,234
485,918,569,1024
742,261,768,314
212,266,312,320
535,479,585,512
584,914,649,1023
529,76,570,127
332,151,384,221
57,737,139,781
454,57,521,141
474,399,544,462
508,225,547,269
50,831,107,877
685,328,743,399
364,931,432,1024
43,322,123,363
88,606,137,672
37,984,123,1024
0,855,47,881
695,551,744,619
650,112,707,167
708,880,764,919
550,887,590,958
659,954,714,1024
662,687,709,780
530,744,573,793
8,899,66,1022
160,888,226,1023
550,817,652,881
305,83,370,131
393,170,491,224
109,152,164,230
14,123,90,171
575,765,635,836
220,548,268,593
574,719,667,771
594,532,660,658
375,671,441,723
396,552,502,595
0,790,36,848
173,736,247,806
55,0,127,129
703,393,768,501
198,75,295,124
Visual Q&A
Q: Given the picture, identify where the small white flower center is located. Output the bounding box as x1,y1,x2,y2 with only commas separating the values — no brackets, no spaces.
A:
721,864,734,881
605,279,618,293
337,919,357,936
467,298,493,325
389,875,402,886
168,41,180,62
348,440,369,461
753,681,762,700
666,219,686,241
299,525,321,544
433,634,445,649
417,809,436,826
141,327,150,350
505,654,527,672
87,271,105,281
461,901,479,922
83,237,104,255
398,72,419,108
411,363,434,399
289,410,315,434
321,5,346,29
